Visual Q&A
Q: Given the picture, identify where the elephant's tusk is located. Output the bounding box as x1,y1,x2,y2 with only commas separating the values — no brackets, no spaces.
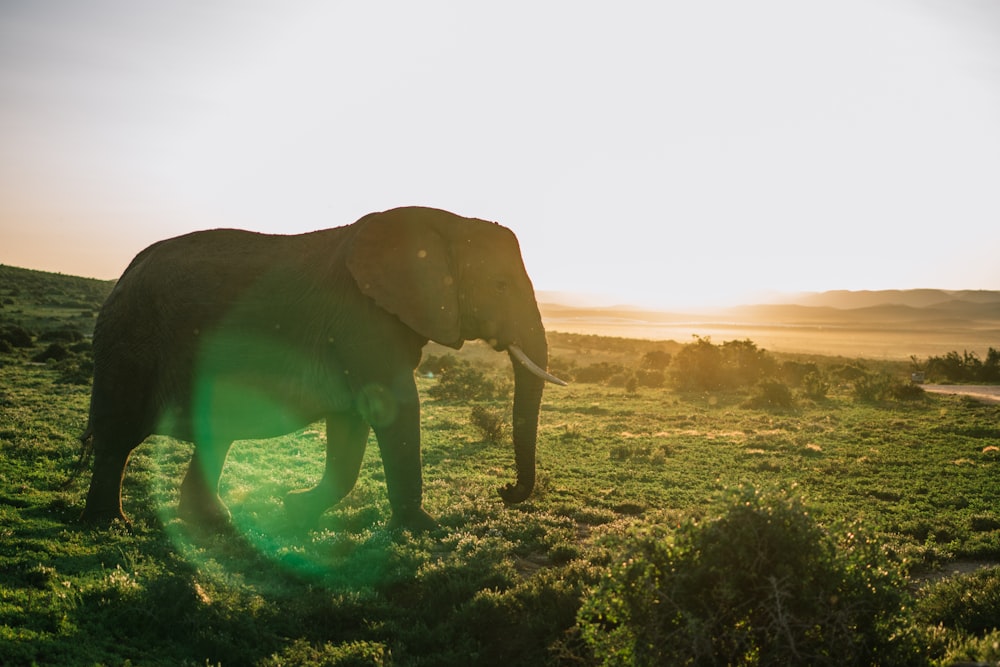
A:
508,345,568,386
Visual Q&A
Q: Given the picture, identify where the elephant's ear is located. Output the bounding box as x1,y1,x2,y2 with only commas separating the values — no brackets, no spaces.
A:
346,209,463,348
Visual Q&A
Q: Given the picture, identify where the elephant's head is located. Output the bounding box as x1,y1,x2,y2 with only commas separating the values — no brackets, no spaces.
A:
346,206,565,503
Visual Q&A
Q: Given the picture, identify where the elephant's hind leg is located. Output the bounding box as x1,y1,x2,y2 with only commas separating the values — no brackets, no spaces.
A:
178,440,234,527
285,412,370,529
81,435,136,527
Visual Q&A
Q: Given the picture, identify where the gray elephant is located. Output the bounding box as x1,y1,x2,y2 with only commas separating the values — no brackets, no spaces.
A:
80,206,564,531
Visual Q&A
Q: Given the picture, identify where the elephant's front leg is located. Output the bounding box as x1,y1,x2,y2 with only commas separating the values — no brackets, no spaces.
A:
371,397,438,532
178,440,234,526
284,412,370,529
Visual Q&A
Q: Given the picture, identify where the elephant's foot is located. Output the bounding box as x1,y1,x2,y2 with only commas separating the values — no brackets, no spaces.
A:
177,492,231,528
80,506,132,530
284,487,332,530
387,506,439,533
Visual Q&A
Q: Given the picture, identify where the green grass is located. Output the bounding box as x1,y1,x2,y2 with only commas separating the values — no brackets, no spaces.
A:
3,350,1000,665
3,270,1000,664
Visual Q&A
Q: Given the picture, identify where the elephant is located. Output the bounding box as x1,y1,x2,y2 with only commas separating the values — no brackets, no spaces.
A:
79,206,565,531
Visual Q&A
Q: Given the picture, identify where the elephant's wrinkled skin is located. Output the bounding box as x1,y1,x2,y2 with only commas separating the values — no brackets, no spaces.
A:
80,206,563,530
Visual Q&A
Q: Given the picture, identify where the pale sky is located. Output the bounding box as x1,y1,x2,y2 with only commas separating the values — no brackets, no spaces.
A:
1,1,998,308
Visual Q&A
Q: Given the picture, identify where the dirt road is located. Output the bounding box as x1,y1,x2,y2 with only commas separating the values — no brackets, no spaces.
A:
922,384,1000,404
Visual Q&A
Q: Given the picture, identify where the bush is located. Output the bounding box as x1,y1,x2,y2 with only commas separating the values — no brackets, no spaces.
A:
547,355,577,380
640,350,672,371
889,380,925,401
470,405,508,443
578,486,923,666
574,362,626,384
427,361,508,401
744,380,795,409
31,343,70,363
800,371,830,401
418,353,459,377
634,369,664,389
672,337,777,392
924,348,1000,383
916,567,1000,635
852,373,893,403
853,373,924,404
671,337,724,390
39,327,84,343
780,360,819,387
0,325,33,348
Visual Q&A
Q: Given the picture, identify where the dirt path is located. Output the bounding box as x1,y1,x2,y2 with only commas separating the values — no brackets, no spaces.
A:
922,384,1000,404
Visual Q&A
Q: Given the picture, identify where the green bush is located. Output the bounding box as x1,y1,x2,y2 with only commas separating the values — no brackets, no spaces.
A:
916,567,1000,635
744,380,795,409
780,360,820,387
470,404,508,443
427,361,508,401
418,353,460,377
800,371,830,401
574,362,627,384
634,369,664,388
852,373,924,404
577,486,923,666
0,324,33,348
39,327,83,343
852,373,893,403
31,342,71,363
672,338,777,392
641,350,672,371
260,638,389,666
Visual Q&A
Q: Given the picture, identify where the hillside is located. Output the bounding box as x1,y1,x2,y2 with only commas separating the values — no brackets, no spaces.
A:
0,264,115,337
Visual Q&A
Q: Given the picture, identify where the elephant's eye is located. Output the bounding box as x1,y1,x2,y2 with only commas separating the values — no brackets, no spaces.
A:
494,280,509,294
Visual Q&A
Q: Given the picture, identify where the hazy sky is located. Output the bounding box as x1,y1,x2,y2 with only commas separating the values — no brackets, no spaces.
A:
2,1,999,308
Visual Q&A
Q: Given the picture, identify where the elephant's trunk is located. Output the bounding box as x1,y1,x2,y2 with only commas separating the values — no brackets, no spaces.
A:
500,332,552,504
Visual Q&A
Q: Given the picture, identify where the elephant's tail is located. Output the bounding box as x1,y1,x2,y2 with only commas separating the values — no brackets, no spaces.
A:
62,425,94,489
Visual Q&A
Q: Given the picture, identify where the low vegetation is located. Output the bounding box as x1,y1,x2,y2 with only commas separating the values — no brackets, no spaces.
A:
2,267,1000,665
917,348,1000,384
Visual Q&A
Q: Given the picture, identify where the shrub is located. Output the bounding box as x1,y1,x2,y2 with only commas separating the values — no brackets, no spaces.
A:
418,353,459,377
852,372,893,403
672,337,777,392
640,350,672,370
55,355,94,385
578,486,923,666
889,380,925,401
470,405,508,443
780,360,819,387
923,348,1000,383
744,380,795,409
634,369,664,388
852,373,924,403
31,343,70,363
671,336,724,390
916,567,1000,635
427,361,507,401
39,327,84,343
547,355,577,381
0,325,33,348
800,371,830,401
574,362,626,384
832,364,867,382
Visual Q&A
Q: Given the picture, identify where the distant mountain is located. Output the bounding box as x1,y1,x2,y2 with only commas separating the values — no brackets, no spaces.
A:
786,289,1000,310
538,288,1000,330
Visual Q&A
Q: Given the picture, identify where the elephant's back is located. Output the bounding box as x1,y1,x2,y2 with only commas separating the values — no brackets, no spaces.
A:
94,228,347,381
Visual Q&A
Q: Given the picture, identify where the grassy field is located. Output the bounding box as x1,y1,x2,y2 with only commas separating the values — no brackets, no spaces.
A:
3,267,1000,665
